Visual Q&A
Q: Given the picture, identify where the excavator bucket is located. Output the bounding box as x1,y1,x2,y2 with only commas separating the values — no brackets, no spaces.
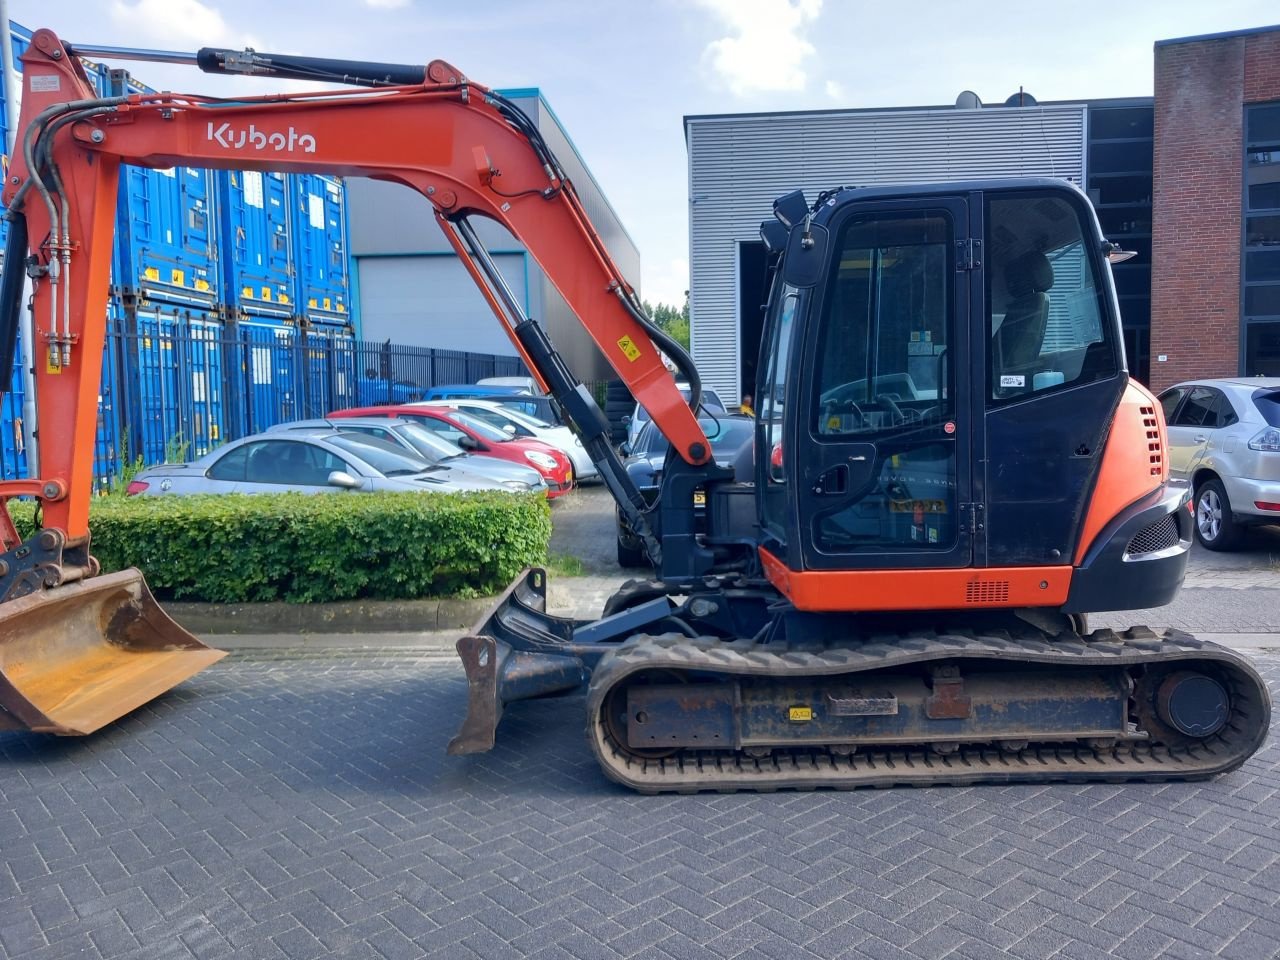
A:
0,569,225,736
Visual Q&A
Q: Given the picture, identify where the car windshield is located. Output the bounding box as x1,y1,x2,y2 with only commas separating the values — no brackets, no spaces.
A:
1253,389,1280,427
327,434,432,477
391,422,466,461
493,405,554,430
445,410,512,442
453,406,521,433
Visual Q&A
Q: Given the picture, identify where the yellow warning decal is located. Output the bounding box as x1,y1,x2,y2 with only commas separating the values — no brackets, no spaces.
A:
262,288,273,301
195,278,210,292
322,298,332,310
242,286,254,300
144,267,160,282
617,336,642,362
171,269,185,286
788,706,812,722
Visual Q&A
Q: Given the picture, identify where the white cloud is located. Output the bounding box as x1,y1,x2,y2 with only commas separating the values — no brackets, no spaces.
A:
364,0,410,7
109,0,240,48
824,79,844,100
699,0,822,96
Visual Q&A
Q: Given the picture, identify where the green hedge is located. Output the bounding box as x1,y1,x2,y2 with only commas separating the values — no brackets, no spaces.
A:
12,491,551,603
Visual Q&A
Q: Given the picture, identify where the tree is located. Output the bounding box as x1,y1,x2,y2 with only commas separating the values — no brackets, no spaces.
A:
640,298,690,352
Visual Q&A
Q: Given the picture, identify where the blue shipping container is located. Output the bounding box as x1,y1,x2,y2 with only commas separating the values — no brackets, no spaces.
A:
230,320,298,435
291,173,351,326
218,170,294,319
120,301,227,464
115,165,220,308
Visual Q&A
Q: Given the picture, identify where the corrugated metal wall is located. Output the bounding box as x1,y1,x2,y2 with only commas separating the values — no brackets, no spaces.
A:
347,90,637,382
686,104,1087,400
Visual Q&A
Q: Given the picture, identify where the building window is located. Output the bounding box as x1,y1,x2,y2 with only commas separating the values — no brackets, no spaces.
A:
1244,102,1280,374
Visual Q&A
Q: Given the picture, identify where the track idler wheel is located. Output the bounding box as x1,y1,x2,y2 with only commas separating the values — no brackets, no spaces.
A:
1155,671,1230,738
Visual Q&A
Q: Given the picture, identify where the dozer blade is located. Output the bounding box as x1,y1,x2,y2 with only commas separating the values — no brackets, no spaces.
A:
0,569,226,736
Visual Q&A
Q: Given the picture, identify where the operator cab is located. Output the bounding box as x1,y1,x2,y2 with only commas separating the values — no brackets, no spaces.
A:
755,178,1126,576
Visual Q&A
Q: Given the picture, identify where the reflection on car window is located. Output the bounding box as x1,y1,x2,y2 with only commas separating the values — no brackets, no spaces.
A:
328,434,429,477
245,441,348,485
208,444,249,481
1159,388,1186,422
1172,387,1221,428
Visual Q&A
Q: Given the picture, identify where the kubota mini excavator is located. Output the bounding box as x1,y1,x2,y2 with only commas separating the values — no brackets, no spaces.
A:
0,29,1269,791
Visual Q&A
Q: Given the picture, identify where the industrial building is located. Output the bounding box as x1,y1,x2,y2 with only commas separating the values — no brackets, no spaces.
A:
346,89,639,383
685,22,1280,403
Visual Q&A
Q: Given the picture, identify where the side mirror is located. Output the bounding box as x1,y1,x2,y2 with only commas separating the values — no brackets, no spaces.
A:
327,470,361,489
781,222,830,288
502,424,517,436
458,434,479,451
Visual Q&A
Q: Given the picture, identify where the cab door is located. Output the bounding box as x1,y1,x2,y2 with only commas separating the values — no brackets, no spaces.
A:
793,199,974,570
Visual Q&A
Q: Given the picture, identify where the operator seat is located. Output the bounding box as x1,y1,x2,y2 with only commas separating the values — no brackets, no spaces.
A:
995,251,1053,368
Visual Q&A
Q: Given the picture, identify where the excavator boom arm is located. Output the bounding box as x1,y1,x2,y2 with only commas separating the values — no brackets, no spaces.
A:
1,28,713,551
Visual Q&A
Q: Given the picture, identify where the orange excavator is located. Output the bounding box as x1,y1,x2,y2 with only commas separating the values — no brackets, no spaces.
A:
0,28,1268,791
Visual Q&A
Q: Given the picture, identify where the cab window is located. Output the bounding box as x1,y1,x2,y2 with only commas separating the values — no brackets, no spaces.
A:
986,194,1118,403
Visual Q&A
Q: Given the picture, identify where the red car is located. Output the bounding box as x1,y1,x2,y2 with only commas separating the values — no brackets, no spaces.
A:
328,405,575,496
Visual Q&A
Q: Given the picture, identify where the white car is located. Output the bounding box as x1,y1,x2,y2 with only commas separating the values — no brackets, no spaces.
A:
417,399,599,481
1157,377,1280,550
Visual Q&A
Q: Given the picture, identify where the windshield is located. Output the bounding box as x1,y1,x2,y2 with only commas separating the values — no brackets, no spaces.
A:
492,405,554,429
392,421,466,460
453,406,526,435
328,434,432,477
443,410,511,442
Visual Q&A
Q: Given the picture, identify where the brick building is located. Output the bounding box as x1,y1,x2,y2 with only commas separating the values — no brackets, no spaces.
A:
1150,25,1280,391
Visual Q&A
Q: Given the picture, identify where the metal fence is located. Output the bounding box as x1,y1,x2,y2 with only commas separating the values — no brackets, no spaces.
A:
85,317,526,486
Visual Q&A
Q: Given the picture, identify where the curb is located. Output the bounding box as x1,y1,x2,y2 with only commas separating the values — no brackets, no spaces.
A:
165,595,494,635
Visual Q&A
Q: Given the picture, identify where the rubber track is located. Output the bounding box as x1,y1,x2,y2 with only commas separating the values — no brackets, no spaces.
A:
584,626,1272,794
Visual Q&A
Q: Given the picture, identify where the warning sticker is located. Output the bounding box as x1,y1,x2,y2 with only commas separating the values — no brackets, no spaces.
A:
788,706,812,722
1000,374,1025,388
617,336,642,362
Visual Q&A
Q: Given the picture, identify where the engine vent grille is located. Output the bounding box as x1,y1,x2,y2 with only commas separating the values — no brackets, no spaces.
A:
965,580,1010,604
1126,514,1180,557
1140,404,1162,476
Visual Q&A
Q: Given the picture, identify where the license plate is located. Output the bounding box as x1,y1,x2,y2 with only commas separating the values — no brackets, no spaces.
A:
693,491,706,506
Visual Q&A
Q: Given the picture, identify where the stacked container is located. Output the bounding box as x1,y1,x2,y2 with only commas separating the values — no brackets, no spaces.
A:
0,23,359,487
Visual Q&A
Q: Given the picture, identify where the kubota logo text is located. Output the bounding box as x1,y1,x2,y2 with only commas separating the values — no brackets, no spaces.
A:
207,121,317,153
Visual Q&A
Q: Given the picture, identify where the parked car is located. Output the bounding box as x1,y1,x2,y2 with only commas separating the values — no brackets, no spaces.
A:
266,418,547,493
624,383,728,452
615,415,755,567
328,404,575,496
126,430,509,496
355,376,423,406
1157,377,1280,550
420,383,563,425
477,375,540,393
417,399,598,481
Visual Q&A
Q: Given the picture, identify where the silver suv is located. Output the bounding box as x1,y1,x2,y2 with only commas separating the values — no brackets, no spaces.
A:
1157,378,1280,550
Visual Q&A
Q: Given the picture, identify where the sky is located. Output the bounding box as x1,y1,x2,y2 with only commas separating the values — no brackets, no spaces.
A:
8,0,1280,306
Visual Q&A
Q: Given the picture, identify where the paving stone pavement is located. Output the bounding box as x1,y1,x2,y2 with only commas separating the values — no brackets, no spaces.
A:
2,653,1279,960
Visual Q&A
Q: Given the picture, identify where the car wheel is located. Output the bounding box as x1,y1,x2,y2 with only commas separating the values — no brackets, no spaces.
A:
616,537,649,569
1194,478,1242,551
